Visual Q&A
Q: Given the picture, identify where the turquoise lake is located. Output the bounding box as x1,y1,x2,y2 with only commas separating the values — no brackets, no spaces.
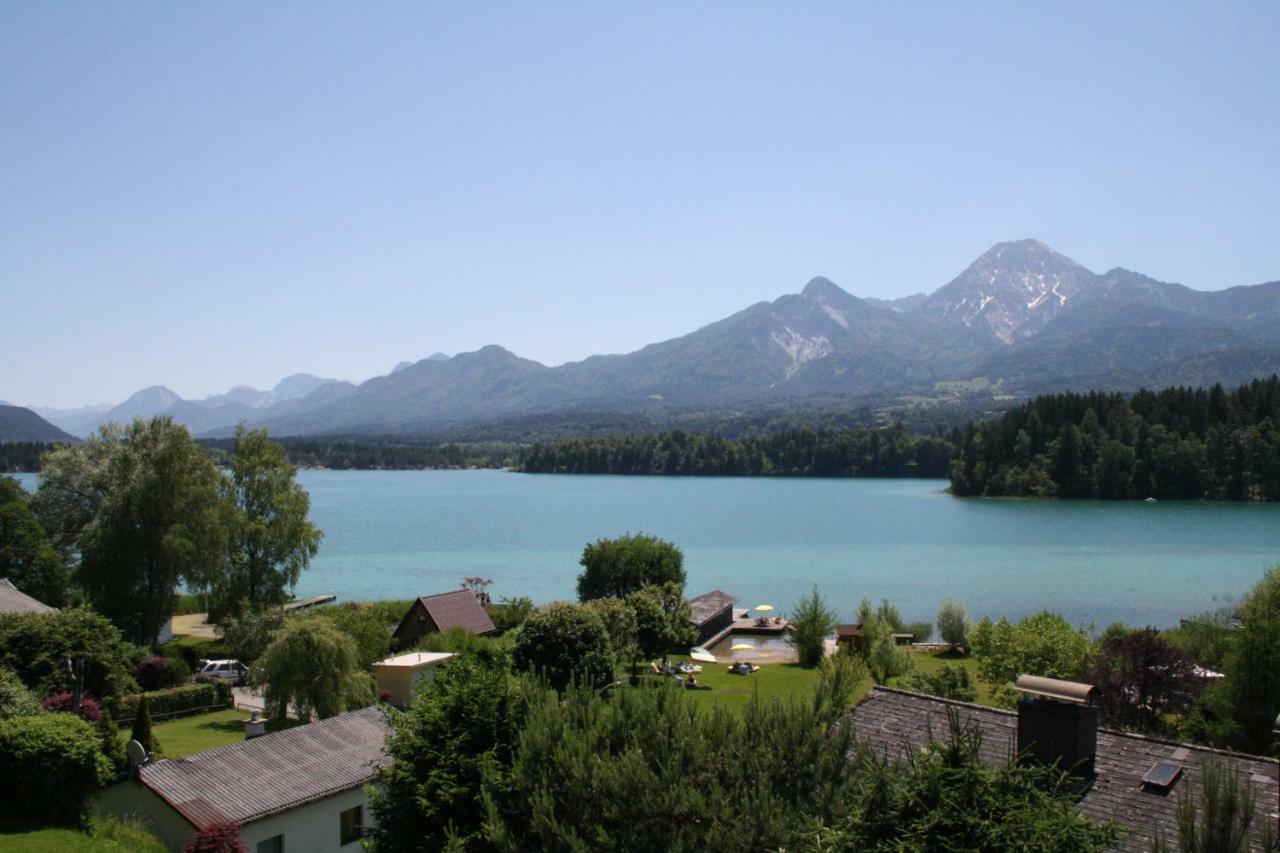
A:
13,470,1279,627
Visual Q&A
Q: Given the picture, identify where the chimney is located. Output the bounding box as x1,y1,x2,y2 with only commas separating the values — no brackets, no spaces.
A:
1014,675,1099,777
244,711,266,740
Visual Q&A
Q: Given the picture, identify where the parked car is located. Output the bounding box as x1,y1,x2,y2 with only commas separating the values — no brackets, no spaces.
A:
196,659,249,685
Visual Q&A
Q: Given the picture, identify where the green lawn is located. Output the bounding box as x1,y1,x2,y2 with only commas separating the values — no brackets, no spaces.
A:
121,708,298,759
639,654,872,712
0,817,165,853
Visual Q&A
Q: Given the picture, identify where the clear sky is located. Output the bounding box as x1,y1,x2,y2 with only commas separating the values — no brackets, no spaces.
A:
3,3,1278,408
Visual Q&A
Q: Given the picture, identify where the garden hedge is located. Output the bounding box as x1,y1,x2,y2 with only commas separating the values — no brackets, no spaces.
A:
0,713,112,824
115,682,233,722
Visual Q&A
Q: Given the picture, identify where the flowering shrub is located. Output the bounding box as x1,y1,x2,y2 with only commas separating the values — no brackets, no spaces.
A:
40,691,103,721
183,821,246,853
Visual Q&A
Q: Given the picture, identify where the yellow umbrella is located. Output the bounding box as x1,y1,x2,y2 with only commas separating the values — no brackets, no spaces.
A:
730,643,753,651
755,604,774,612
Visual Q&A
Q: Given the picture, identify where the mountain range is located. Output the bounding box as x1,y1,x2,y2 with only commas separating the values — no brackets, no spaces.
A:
12,239,1280,441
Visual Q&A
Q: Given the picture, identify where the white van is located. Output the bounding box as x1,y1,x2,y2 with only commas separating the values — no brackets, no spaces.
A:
196,659,249,686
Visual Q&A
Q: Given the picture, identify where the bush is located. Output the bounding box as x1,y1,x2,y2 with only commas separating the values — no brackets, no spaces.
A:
786,587,837,667
0,608,139,703
116,682,232,721
0,713,112,824
0,666,40,718
863,617,913,683
164,636,231,671
370,657,539,851
488,595,535,634
906,621,933,643
134,656,189,692
937,599,970,650
485,658,864,850
183,821,247,853
511,603,614,692
904,664,978,702
968,612,1095,690
40,691,103,721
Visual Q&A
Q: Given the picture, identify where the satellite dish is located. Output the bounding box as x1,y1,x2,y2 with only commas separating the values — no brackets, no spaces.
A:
127,739,149,769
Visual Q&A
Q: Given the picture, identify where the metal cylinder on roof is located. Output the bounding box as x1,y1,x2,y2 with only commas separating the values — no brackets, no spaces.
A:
1014,674,1098,705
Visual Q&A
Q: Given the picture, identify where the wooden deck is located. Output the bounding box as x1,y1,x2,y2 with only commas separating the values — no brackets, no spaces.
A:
701,609,790,648
282,594,337,612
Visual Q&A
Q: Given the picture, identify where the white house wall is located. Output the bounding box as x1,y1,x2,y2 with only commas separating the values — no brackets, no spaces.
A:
96,779,376,853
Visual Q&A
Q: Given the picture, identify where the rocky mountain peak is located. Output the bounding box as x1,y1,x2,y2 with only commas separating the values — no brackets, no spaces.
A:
922,239,1099,344
800,276,850,303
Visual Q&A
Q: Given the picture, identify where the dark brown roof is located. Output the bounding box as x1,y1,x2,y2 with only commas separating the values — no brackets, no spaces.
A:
850,687,1280,851
396,589,495,637
139,706,390,828
688,590,737,626
0,578,57,615
835,623,862,638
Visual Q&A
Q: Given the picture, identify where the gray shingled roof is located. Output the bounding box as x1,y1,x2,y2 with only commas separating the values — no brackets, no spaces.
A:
688,590,737,626
0,578,57,615
850,687,1280,851
139,706,390,829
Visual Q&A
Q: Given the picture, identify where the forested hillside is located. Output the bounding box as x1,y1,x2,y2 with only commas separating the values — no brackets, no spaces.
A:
198,437,513,470
520,427,953,477
950,376,1280,500
0,406,76,443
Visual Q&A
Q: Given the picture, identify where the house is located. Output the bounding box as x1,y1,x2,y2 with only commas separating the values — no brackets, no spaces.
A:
391,589,496,649
98,706,391,853
688,590,738,646
0,578,57,615
834,622,913,652
849,678,1279,851
373,651,454,708
834,623,863,649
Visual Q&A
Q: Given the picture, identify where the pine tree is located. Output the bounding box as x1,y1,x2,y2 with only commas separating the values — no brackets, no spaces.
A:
130,695,157,757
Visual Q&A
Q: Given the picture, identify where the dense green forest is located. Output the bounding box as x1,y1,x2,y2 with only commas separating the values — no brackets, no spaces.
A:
0,442,66,472
198,437,514,470
520,426,954,477
950,376,1280,500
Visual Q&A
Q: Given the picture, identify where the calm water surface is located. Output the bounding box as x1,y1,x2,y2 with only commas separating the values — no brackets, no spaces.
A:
14,470,1278,627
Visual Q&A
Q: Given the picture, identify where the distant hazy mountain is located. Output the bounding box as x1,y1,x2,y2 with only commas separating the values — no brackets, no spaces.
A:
29,239,1280,439
42,374,354,438
0,406,77,442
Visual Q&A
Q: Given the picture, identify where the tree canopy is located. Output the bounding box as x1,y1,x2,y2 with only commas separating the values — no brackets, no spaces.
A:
36,419,227,645
212,427,322,619
251,618,375,720
950,377,1280,500
576,533,686,601
0,476,69,607
511,603,614,692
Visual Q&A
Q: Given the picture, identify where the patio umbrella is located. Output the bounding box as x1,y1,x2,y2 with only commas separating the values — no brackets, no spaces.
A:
730,643,753,651
755,604,774,612
689,647,717,663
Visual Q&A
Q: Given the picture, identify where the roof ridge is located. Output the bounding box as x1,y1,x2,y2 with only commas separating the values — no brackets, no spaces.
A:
869,686,1279,767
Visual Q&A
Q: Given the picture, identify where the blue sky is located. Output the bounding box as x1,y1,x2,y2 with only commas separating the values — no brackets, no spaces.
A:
3,3,1278,407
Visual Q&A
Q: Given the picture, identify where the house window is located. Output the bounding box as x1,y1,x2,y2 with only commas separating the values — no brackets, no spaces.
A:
256,836,283,853
340,805,363,845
